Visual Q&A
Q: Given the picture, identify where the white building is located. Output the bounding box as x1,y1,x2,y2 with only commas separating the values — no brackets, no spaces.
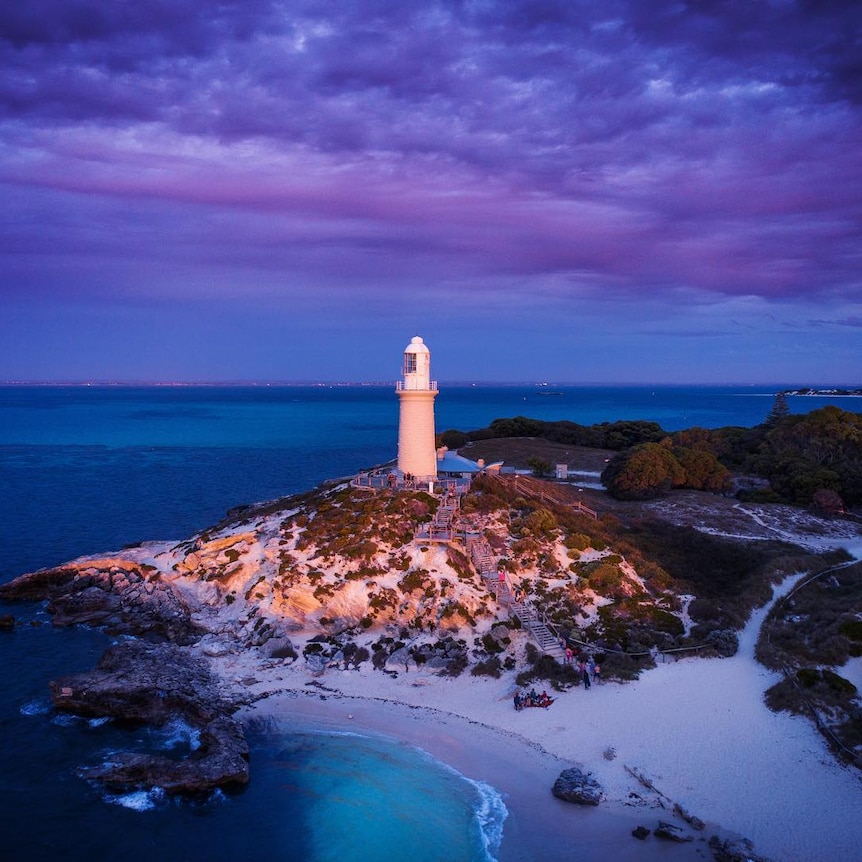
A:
396,336,438,480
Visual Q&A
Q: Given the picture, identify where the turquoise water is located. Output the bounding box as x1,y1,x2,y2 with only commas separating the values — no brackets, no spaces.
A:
0,383,856,861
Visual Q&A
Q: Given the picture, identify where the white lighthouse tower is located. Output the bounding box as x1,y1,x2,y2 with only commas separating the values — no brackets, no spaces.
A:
396,336,438,481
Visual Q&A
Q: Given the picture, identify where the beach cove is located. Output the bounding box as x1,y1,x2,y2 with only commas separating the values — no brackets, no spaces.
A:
224,557,862,862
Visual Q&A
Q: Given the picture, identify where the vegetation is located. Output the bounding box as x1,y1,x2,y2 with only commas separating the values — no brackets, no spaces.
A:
758,560,862,764
445,403,862,509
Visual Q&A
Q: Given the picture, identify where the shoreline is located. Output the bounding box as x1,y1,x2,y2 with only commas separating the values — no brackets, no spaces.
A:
240,689,710,862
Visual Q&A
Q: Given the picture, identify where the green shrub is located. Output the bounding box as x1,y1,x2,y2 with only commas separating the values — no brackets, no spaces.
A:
565,533,592,551
471,657,503,678
516,654,580,690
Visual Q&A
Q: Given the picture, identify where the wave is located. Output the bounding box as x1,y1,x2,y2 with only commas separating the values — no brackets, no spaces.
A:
19,698,50,716
426,751,509,862
104,787,165,811
469,778,509,862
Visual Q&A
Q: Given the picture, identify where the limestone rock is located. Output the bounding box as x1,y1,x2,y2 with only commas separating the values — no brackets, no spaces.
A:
551,767,603,805
0,563,203,644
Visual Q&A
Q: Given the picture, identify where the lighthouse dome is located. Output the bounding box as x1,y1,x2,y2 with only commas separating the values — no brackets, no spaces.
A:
404,336,429,354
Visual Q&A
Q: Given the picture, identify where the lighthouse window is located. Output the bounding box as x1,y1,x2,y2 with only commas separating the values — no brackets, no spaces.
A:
404,354,417,374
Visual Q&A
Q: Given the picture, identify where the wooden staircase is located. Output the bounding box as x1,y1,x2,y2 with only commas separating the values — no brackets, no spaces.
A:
468,537,565,659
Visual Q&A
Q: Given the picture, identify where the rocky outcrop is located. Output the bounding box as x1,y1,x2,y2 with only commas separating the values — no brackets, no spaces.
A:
709,835,773,862
551,767,603,805
0,562,203,644
79,716,249,794
51,640,248,794
0,613,14,631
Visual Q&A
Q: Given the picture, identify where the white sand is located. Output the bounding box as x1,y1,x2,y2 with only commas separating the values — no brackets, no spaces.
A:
221,569,862,862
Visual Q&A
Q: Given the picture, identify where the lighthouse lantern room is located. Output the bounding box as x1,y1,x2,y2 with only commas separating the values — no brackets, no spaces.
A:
396,336,438,481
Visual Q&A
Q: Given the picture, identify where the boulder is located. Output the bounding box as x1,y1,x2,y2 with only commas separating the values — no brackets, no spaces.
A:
0,614,15,631
551,767,602,805
386,647,412,670
631,826,651,840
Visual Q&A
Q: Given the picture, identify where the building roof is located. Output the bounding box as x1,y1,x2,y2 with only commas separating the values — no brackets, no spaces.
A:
436,449,502,474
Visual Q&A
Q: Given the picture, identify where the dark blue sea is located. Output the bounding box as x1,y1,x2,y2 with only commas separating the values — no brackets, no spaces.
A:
0,384,854,861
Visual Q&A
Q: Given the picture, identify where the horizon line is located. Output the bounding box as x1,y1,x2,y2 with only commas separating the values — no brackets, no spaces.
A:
0,379,859,390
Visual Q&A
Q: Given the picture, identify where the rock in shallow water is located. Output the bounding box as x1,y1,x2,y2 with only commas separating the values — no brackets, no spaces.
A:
50,640,249,795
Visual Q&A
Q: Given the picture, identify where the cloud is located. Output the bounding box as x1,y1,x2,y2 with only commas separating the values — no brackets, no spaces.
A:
1,1,860,381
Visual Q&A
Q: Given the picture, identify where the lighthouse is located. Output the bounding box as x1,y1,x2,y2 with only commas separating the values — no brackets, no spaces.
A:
396,336,438,480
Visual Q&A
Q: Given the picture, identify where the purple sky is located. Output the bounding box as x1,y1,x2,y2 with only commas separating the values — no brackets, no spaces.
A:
1,1,860,384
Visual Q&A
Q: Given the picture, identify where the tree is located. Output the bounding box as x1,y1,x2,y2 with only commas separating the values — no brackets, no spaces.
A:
526,456,552,477
765,392,790,426
602,443,686,500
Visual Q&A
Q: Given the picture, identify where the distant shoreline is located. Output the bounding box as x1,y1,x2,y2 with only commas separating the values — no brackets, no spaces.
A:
780,388,862,397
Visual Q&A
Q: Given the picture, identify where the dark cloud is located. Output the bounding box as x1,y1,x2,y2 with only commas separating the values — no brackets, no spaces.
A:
0,1,860,328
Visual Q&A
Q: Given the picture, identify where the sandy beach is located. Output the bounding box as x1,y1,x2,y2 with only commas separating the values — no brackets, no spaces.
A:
221,568,862,862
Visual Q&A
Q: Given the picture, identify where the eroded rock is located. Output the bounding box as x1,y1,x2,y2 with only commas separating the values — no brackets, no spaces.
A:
551,767,603,805
0,563,203,644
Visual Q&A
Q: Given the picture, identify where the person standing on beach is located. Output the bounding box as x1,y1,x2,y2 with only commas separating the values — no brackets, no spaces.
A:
593,663,601,684
582,664,591,689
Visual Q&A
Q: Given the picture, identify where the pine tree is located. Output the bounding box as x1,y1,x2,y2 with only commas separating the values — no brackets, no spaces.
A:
765,392,790,426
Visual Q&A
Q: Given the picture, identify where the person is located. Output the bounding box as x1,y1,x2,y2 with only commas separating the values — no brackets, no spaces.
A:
587,655,595,679
593,664,601,684
582,664,591,690
514,691,522,711
565,646,573,664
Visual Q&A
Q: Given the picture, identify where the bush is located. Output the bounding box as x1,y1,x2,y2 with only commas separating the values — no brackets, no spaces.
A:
471,657,503,678
516,654,581,690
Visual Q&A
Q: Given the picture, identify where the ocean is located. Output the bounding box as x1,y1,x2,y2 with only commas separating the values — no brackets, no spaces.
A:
0,384,854,861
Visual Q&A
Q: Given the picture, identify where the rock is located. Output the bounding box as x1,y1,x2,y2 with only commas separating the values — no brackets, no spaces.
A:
0,614,15,631
386,647,411,670
49,640,248,795
673,802,705,830
199,634,232,657
708,835,773,862
80,715,249,794
631,826,651,840
0,563,203,644
51,640,231,725
551,767,603,805
304,653,328,674
489,624,510,642
654,821,694,843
